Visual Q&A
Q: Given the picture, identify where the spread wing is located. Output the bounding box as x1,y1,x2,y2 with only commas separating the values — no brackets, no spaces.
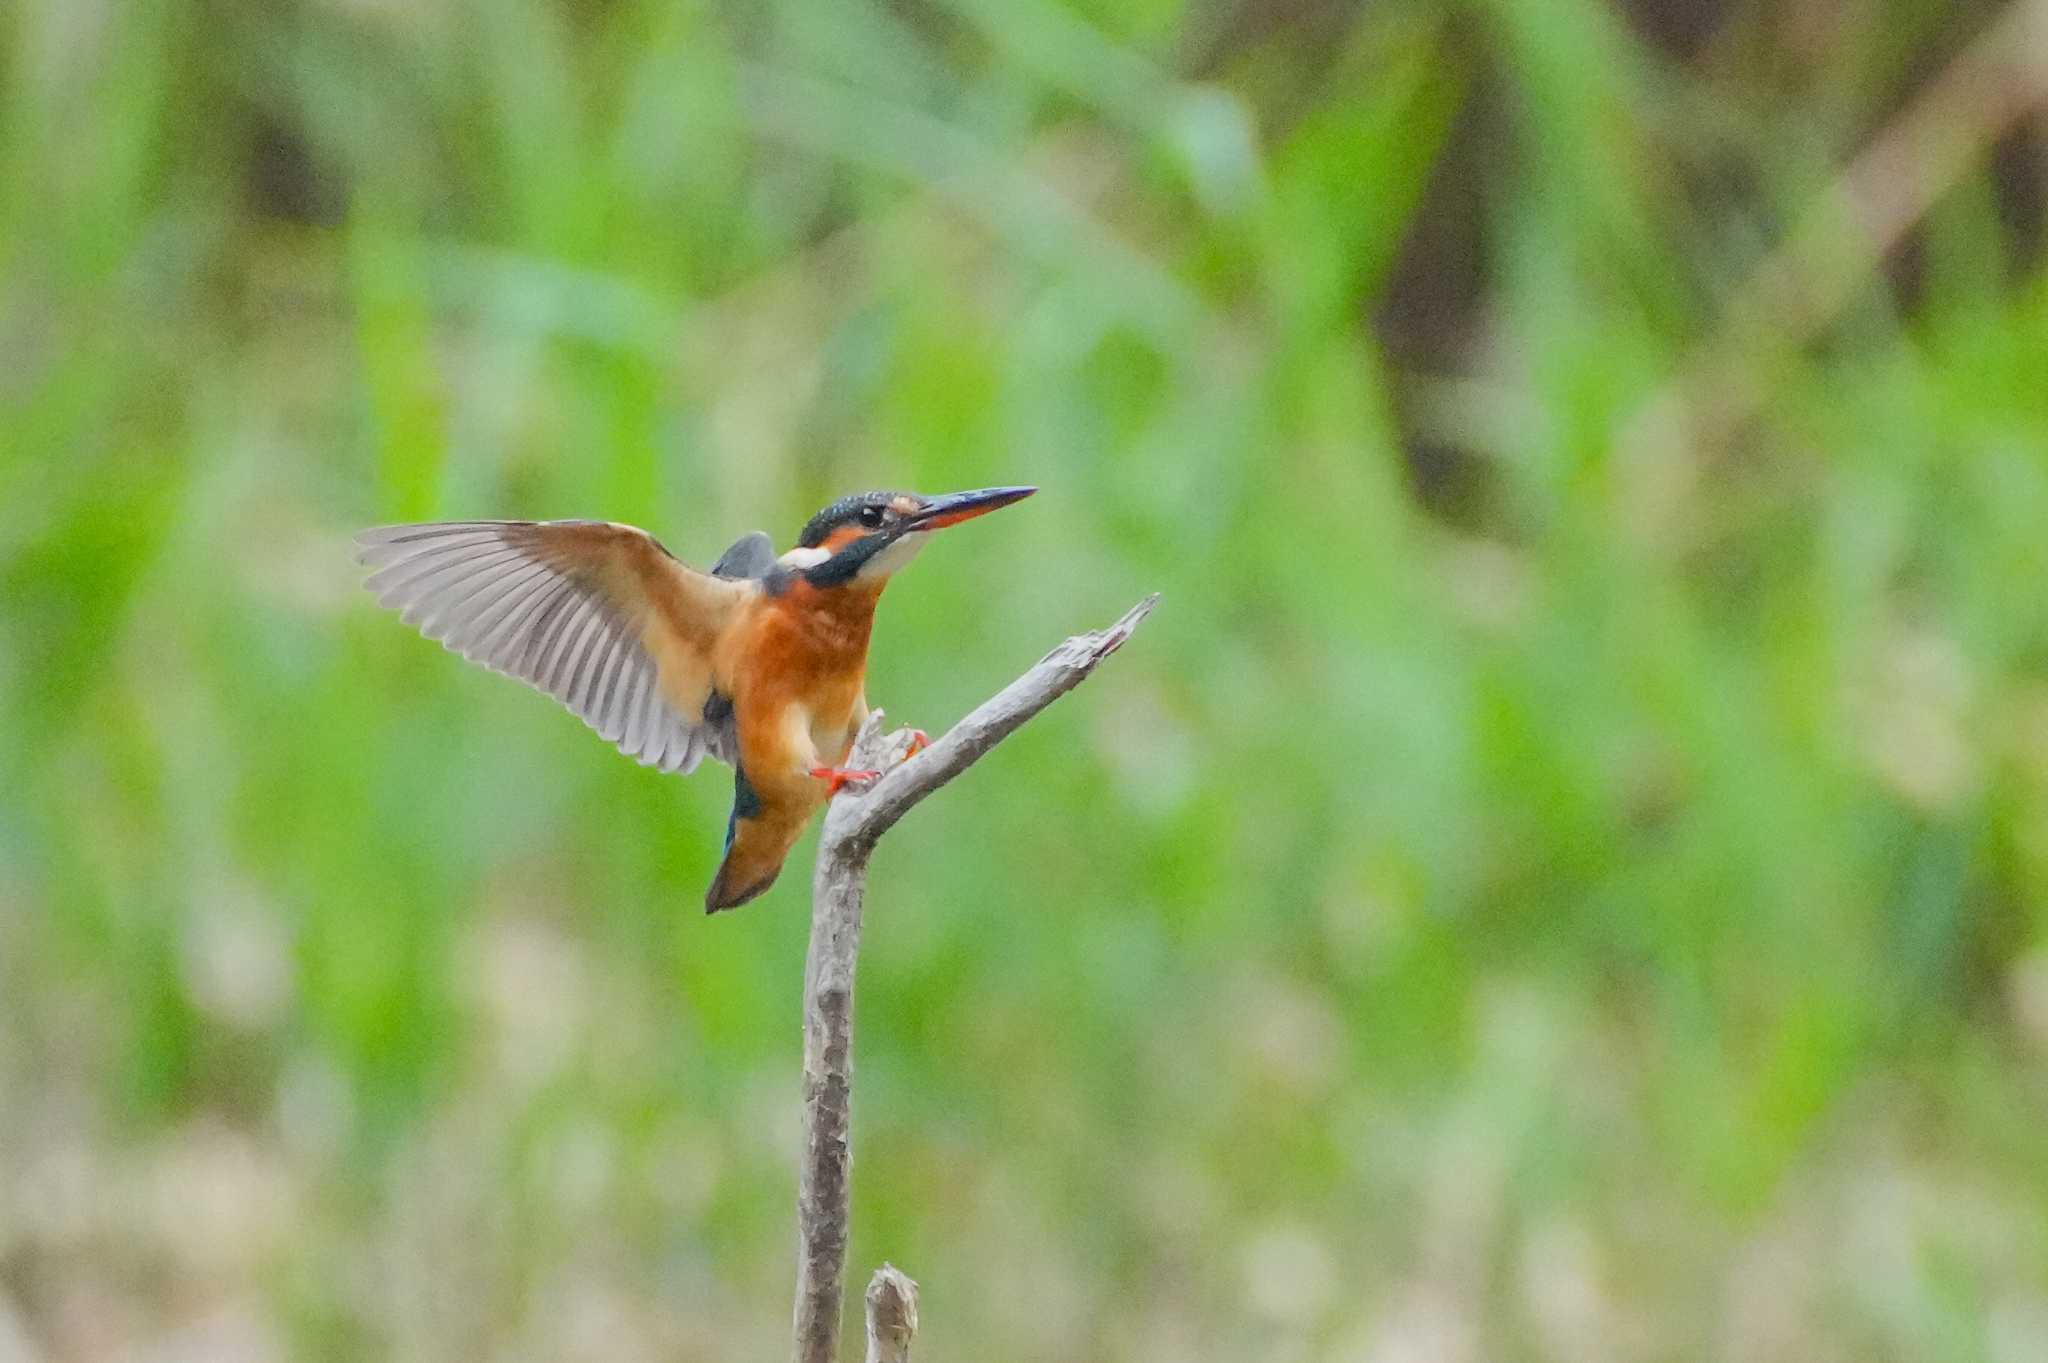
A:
355,519,756,774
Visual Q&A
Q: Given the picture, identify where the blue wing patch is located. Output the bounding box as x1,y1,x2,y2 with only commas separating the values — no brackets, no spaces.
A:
725,763,762,849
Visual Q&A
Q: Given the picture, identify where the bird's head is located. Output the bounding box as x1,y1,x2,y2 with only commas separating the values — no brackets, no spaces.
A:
780,486,1036,587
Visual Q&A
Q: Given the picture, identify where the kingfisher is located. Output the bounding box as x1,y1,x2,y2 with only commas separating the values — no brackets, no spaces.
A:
356,486,1036,912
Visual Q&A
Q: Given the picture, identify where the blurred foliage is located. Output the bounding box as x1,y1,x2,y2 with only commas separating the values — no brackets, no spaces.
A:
4,0,2048,1359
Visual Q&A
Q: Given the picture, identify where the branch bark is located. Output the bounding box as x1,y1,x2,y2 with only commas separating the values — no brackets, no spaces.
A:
791,594,1159,1363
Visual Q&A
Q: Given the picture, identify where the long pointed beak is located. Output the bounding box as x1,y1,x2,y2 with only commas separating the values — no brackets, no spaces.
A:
907,485,1037,531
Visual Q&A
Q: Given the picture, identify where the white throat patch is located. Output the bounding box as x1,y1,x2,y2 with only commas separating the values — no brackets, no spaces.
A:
856,530,930,580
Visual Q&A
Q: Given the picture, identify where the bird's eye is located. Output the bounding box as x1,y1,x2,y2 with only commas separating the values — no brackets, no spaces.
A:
858,506,886,528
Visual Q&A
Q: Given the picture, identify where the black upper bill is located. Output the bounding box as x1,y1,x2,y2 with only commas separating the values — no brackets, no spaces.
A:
908,485,1038,530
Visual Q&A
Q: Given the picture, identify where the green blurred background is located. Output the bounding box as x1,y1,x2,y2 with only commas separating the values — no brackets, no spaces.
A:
6,0,2048,1358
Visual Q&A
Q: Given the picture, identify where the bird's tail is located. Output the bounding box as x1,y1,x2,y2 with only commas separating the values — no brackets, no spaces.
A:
705,810,804,913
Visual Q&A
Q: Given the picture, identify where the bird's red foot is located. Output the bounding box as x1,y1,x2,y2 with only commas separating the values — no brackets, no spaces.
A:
810,764,881,797
905,729,932,757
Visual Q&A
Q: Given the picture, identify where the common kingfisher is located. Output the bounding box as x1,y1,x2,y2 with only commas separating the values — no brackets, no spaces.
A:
356,486,1036,912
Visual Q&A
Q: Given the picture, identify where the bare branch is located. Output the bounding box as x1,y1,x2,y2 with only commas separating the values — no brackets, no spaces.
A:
791,594,1159,1363
834,593,1160,851
863,1264,920,1363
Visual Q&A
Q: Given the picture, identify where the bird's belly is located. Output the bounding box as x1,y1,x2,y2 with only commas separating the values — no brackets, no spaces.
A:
737,677,862,791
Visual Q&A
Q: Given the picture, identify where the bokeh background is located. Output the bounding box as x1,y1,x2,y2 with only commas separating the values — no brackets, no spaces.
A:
6,0,2048,1359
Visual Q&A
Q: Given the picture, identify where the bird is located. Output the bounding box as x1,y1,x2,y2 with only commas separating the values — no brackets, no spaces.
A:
354,486,1036,912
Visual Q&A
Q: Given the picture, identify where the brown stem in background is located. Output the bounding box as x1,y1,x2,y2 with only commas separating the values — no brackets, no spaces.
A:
1620,0,2048,538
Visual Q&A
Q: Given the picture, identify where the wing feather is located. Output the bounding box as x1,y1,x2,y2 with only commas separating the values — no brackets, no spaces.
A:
456,563,557,651
577,630,614,732
527,593,578,683
617,660,650,753
710,530,777,580
527,582,585,679
489,568,565,658
372,544,526,600
357,520,755,774
444,562,551,651
574,629,614,733
558,607,613,715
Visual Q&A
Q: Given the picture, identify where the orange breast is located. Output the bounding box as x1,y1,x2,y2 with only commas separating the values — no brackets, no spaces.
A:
721,581,882,790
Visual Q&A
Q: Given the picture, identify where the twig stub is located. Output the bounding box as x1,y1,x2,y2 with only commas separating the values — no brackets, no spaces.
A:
864,1264,920,1363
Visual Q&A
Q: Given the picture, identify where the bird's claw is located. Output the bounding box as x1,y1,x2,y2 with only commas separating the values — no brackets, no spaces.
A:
810,765,881,797
812,729,926,798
